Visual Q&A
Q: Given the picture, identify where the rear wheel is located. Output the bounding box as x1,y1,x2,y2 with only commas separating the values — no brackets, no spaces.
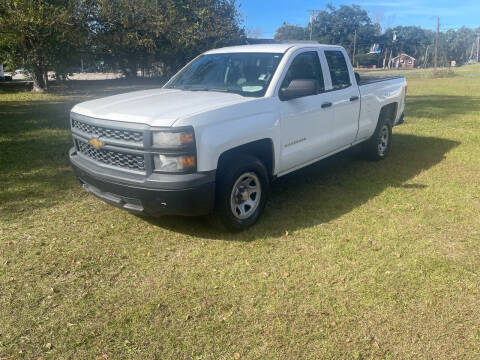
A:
364,118,392,161
215,155,269,231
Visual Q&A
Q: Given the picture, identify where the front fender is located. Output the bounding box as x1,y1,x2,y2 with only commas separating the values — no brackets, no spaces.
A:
175,98,280,173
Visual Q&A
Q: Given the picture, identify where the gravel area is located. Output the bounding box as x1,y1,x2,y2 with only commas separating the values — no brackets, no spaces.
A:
5,72,124,81
67,72,124,80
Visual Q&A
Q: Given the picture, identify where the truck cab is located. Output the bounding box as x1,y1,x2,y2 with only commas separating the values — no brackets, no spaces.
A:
69,43,407,230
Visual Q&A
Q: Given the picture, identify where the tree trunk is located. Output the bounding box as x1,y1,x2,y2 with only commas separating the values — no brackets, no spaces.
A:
43,70,48,91
126,57,138,78
31,65,47,92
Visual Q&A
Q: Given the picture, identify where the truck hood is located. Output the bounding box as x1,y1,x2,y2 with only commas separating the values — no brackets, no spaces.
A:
71,88,254,127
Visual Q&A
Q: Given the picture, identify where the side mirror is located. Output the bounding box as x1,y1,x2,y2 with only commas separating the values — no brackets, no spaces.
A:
279,79,318,101
354,72,360,84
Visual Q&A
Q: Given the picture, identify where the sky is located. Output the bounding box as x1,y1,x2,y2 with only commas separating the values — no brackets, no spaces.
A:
239,0,480,38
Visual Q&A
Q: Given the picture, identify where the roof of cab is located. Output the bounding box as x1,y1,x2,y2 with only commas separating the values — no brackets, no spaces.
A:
205,43,342,54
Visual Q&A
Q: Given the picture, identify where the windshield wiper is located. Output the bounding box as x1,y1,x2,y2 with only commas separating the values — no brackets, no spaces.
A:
183,86,227,92
184,86,209,91
181,86,244,95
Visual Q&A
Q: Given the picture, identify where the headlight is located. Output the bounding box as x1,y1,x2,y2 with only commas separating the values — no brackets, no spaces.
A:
153,154,196,172
151,128,196,173
152,129,194,147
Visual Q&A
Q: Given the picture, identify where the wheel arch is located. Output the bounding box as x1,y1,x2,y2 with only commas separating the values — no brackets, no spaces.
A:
216,138,275,180
379,102,398,127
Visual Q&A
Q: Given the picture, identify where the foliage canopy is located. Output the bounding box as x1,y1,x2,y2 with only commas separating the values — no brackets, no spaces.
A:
1,1,479,91
274,4,480,68
0,0,244,91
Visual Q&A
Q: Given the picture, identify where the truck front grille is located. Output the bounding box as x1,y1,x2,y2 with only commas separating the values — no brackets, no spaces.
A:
72,119,143,143
76,139,145,172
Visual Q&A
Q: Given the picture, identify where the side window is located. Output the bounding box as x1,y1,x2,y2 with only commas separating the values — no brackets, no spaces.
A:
281,51,325,93
324,50,351,90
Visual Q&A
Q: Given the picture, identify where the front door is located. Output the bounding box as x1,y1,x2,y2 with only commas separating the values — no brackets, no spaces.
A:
278,50,334,173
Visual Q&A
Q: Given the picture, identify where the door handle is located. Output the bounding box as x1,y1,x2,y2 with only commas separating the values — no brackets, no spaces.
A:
350,96,359,102
321,102,332,108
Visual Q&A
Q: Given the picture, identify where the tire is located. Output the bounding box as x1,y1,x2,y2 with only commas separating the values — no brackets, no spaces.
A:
214,155,269,231
364,117,392,161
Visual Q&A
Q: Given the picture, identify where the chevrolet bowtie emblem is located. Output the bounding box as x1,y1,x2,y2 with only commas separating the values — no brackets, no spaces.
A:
89,138,104,149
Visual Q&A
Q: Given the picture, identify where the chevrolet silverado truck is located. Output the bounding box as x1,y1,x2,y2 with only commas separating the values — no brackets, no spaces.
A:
69,43,407,230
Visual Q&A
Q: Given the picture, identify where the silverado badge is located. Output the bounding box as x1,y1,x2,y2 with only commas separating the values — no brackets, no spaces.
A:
89,138,104,149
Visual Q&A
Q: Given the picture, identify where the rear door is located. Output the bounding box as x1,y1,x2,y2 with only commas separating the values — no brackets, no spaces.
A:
322,49,361,147
278,50,334,173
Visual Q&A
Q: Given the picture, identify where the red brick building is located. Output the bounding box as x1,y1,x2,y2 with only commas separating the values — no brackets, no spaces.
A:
392,54,416,69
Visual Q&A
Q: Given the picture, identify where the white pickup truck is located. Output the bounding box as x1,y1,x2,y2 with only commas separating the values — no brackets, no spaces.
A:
69,43,407,230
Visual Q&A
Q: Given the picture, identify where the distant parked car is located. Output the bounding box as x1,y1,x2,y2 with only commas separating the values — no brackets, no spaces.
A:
12,68,31,80
14,68,28,75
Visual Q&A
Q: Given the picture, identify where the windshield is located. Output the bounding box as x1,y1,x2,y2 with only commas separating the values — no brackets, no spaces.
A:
164,53,284,97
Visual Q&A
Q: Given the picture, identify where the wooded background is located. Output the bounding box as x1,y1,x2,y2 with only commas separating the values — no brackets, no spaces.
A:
1,1,478,91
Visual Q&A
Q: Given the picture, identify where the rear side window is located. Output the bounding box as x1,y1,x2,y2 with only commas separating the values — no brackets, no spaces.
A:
281,51,325,93
325,50,351,90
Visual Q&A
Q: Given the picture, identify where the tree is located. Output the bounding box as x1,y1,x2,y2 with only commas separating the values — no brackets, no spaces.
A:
93,0,161,77
380,26,478,67
310,5,381,55
0,0,90,92
273,4,480,69
274,23,307,41
273,5,381,58
381,26,433,65
162,0,245,74
93,0,244,78
443,27,477,65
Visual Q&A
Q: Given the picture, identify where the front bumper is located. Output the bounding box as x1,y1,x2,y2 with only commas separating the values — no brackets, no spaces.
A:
70,148,216,216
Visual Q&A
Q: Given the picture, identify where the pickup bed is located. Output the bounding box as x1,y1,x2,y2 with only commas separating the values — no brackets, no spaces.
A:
69,43,407,230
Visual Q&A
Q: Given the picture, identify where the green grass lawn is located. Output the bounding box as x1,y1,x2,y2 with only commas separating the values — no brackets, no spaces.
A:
1,66,480,359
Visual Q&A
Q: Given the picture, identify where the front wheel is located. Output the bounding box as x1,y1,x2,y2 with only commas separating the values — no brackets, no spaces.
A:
214,156,269,231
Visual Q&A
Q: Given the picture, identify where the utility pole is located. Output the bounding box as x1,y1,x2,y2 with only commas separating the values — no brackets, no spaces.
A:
477,32,480,63
391,30,397,69
434,16,439,74
308,10,316,41
352,30,357,67
308,10,322,41
309,11,313,40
